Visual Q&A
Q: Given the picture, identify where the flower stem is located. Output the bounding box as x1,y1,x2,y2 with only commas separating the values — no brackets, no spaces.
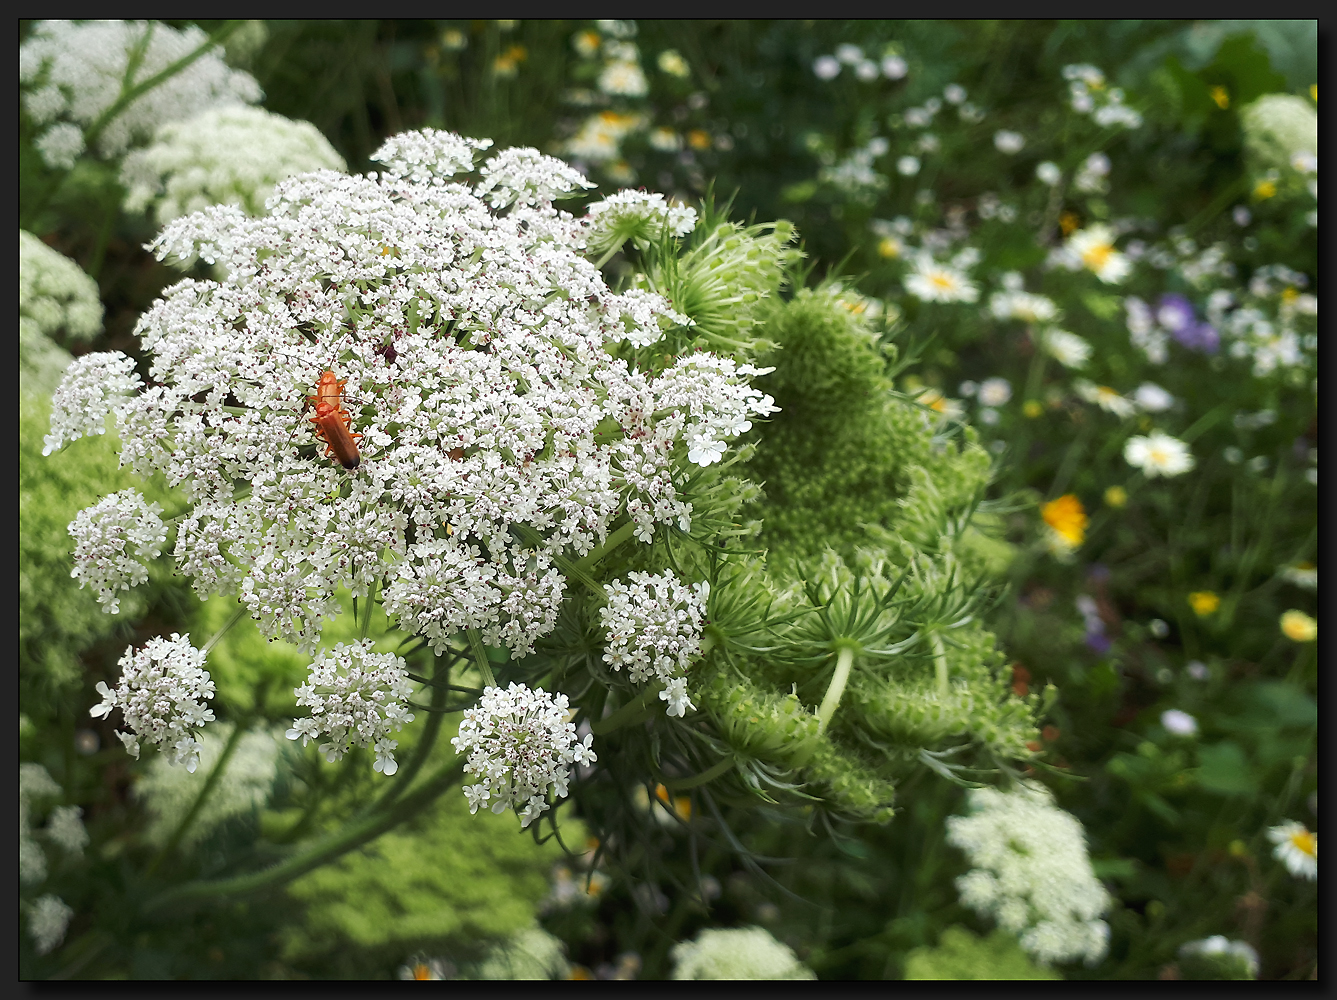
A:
201,604,247,655
816,644,857,734
143,756,466,913
466,628,497,689
144,720,247,876
931,631,950,699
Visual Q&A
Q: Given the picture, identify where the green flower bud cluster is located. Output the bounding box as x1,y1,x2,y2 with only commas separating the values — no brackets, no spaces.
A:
696,667,821,770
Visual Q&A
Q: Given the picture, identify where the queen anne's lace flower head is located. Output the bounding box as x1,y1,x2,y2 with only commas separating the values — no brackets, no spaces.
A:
28,894,75,956
49,130,772,656
20,20,262,168
67,489,168,614
20,230,104,343
947,782,1111,966
451,682,596,827
670,926,817,980
120,105,347,227
90,634,216,771
585,190,699,257
600,570,708,716
286,640,415,775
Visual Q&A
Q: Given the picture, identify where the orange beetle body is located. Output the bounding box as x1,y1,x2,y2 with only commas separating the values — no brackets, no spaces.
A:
309,399,363,470
307,370,347,412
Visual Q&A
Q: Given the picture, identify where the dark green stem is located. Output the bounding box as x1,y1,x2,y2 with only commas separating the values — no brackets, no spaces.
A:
144,721,247,876
143,757,466,913
372,651,450,810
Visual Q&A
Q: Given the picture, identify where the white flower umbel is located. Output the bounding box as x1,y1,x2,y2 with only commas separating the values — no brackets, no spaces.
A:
121,105,347,227
1267,821,1317,880
20,20,262,168
1179,936,1260,979
601,570,708,715
670,926,817,980
586,190,698,257
28,894,75,956
42,351,141,456
52,130,768,655
947,782,1111,966
67,489,168,614
20,230,104,343
451,682,596,828
90,634,216,771
905,251,980,304
287,641,415,775
1124,432,1194,478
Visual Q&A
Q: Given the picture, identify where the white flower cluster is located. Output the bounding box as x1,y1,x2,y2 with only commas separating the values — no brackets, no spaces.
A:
563,110,646,165
19,230,104,343
670,926,817,980
286,641,415,776
1062,64,1142,129
600,570,708,716
451,682,596,828
49,131,771,656
813,43,908,83
67,489,168,614
90,634,216,771
1241,94,1317,173
28,894,75,957
1178,936,1260,979
136,723,281,847
120,105,347,227
947,782,1111,966
42,351,142,455
20,229,105,392
20,764,87,890
820,137,891,197
1212,271,1316,378
20,20,262,169
585,190,699,257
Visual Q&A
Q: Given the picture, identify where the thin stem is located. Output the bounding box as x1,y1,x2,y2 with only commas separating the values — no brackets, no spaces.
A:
589,684,662,735
201,604,247,655
816,644,857,734
465,628,497,689
83,21,244,155
572,519,638,573
931,631,949,699
144,757,466,912
372,651,450,811
144,721,247,876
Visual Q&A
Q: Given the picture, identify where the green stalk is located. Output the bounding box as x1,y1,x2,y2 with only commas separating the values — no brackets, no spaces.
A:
589,684,663,735
931,632,950,699
372,652,450,811
572,520,638,573
144,721,247,876
466,628,497,689
144,757,466,912
201,604,247,655
816,644,857,735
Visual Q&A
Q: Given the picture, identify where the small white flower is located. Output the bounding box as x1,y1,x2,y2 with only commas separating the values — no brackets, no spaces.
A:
896,155,921,176
1124,432,1194,478
943,83,967,105
659,676,696,718
67,489,168,614
978,378,1012,407
854,60,880,82
813,55,841,80
905,253,979,304
1133,382,1174,413
1042,329,1093,369
835,43,864,65
598,60,649,98
1160,709,1198,736
993,130,1025,154
1064,225,1131,284
881,55,908,80
1036,161,1062,186
1074,380,1137,419
1179,937,1259,979
1267,821,1317,880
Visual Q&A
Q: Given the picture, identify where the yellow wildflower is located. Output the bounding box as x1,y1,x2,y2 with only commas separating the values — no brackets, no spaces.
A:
1254,179,1277,200
1210,86,1229,109
1188,591,1220,616
1104,485,1128,508
1023,400,1044,419
1280,609,1317,642
1042,494,1088,548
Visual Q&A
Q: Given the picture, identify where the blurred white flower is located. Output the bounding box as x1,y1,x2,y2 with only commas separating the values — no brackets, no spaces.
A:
897,155,921,176
978,377,1012,407
943,83,967,105
1160,709,1198,736
881,54,908,80
671,926,816,980
1133,382,1174,413
993,130,1025,154
813,55,841,80
1124,432,1194,478
1267,821,1317,880
1042,329,1092,369
835,43,864,65
1036,161,1062,186
1074,380,1136,419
